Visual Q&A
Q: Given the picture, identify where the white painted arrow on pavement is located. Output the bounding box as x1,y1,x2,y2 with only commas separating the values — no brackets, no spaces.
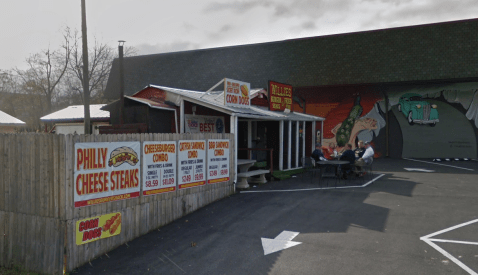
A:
261,231,301,255
404,168,435,172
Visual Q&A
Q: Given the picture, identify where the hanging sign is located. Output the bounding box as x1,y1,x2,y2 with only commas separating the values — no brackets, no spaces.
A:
178,140,206,189
74,142,141,207
142,141,177,196
224,78,251,107
76,212,122,245
207,139,230,184
184,115,225,133
269,81,293,111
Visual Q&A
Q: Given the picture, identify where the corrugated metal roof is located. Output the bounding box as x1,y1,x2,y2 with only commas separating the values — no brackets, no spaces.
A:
40,104,110,122
149,85,324,121
125,96,176,111
0,109,26,125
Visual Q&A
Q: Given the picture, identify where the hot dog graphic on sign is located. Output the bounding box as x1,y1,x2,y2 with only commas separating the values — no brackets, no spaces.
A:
74,142,141,207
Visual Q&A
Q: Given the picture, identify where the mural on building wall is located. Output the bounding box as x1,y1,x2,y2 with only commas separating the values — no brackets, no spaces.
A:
397,93,439,126
386,83,478,159
294,89,385,159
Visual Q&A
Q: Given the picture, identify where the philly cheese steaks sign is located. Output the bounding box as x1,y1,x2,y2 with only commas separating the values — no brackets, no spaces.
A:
75,142,141,207
143,141,177,196
178,140,206,189
207,139,230,184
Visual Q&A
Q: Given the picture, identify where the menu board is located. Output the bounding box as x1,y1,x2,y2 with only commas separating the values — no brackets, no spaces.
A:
74,142,141,207
142,141,177,196
224,78,250,108
178,140,206,189
269,81,293,111
207,139,230,184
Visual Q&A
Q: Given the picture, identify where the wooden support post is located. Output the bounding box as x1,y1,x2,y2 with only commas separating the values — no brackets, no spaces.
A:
279,120,284,171
287,120,291,170
295,121,299,168
302,121,306,166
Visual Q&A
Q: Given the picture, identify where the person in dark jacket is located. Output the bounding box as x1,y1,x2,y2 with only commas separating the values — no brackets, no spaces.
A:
339,143,355,179
311,144,327,162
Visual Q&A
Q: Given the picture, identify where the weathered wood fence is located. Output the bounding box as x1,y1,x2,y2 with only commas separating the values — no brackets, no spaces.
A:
0,133,235,274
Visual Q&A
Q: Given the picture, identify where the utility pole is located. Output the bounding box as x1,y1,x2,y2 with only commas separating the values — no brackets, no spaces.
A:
119,41,125,125
81,0,91,134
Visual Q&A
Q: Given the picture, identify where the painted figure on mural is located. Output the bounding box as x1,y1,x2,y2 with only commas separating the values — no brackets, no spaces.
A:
321,96,385,159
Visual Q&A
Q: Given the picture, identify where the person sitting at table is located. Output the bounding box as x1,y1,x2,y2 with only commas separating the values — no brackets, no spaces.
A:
339,143,356,179
322,143,338,160
311,144,327,163
354,140,365,158
355,141,374,176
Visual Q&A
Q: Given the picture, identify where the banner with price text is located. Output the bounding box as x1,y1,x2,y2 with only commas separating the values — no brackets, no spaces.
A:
142,141,177,196
207,139,230,184
178,140,206,189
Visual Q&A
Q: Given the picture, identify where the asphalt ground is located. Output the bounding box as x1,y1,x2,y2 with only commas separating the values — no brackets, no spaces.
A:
74,158,478,275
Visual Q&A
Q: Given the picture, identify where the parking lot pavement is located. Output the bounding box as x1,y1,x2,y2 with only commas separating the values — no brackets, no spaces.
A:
75,158,478,275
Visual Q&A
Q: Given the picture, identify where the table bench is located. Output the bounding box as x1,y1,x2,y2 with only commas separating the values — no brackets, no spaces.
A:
237,169,269,188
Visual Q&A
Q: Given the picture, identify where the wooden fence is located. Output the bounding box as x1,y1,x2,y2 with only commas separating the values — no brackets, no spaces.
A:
0,133,235,274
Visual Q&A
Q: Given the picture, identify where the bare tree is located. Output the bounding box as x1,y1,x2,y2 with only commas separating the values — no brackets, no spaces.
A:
65,31,137,104
14,28,71,115
0,69,46,131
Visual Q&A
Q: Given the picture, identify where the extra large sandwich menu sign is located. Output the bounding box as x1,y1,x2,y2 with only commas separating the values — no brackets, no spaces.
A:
74,142,141,207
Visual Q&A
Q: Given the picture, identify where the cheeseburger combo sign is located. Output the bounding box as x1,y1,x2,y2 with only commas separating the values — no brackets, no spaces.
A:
268,81,293,111
224,78,250,108
143,141,177,196
74,142,141,207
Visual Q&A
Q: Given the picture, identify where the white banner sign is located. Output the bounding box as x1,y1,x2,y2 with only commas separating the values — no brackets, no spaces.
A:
74,142,141,207
224,78,251,108
143,141,177,196
184,115,225,133
178,140,206,189
207,139,230,184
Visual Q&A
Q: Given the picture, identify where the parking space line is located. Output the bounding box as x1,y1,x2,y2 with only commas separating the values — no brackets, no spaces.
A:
403,158,475,171
421,239,478,275
427,238,478,246
240,174,385,193
420,218,478,240
421,219,478,275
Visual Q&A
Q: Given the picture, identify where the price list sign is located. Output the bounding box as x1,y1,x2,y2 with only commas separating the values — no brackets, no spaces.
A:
178,140,206,189
142,141,177,196
207,139,230,184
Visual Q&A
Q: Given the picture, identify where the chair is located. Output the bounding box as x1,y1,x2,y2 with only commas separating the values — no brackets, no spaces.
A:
302,157,321,182
354,158,373,184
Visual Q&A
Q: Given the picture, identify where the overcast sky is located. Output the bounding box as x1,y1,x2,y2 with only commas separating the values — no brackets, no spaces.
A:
1,0,477,70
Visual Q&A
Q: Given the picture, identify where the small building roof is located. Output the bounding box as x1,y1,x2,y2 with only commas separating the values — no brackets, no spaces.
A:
147,85,324,121
40,104,110,123
0,109,26,126
124,96,177,111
